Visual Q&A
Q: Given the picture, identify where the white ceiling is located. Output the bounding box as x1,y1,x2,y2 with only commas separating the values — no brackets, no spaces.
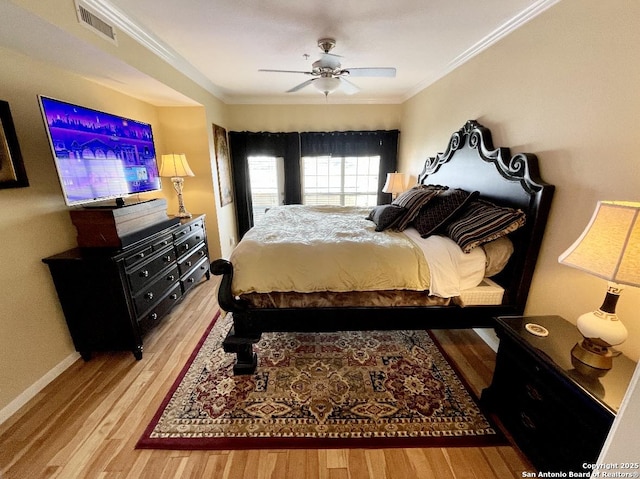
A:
2,0,560,106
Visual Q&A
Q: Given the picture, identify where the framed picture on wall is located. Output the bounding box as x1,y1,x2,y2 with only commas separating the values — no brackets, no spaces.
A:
213,123,233,206
0,100,29,189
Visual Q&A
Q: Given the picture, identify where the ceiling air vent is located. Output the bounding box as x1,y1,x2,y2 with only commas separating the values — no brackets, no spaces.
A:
74,0,118,45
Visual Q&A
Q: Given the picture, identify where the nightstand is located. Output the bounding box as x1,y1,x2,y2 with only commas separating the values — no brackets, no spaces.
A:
482,315,636,473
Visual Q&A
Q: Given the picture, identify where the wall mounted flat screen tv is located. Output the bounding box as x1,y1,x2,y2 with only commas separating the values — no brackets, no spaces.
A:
39,96,161,207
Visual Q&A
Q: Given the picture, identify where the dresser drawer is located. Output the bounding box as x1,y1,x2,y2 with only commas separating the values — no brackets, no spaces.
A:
151,233,173,251
180,257,209,294
132,265,180,316
178,243,208,276
123,244,154,267
126,246,177,293
137,283,182,335
175,229,206,258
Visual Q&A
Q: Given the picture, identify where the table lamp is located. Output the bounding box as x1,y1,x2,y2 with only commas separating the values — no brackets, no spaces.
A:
558,201,640,372
159,153,195,218
382,172,407,200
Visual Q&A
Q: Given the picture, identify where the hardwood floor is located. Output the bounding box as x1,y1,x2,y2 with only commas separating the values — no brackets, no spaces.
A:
0,277,533,478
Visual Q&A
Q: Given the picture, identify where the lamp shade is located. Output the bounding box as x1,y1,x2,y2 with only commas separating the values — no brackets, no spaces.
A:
159,154,195,178
559,201,640,287
382,172,407,195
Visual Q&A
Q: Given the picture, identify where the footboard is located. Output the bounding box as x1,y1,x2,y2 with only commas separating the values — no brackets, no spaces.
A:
210,259,260,374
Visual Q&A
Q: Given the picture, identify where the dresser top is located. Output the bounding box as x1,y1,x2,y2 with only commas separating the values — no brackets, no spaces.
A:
496,315,637,415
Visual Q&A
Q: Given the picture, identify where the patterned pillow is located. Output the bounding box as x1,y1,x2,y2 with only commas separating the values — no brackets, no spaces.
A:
366,204,406,231
391,185,447,231
445,199,526,253
412,189,479,237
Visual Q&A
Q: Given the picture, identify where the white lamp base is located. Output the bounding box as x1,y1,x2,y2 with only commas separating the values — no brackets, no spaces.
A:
570,283,627,374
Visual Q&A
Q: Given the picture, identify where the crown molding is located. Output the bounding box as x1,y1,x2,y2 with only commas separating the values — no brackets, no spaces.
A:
82,0,228,102
403,0,562,102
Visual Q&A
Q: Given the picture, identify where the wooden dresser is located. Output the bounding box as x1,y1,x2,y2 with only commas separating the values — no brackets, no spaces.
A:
482,315,636,473
43,215,210,360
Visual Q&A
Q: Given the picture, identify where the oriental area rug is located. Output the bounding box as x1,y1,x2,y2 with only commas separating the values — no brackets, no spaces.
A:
137,312,504,450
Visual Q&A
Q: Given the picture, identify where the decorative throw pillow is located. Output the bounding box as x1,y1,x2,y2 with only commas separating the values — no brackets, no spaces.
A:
412,189,479,237
482,236,515,277
366,204,407,231
390,185,447,231
445,199,526,253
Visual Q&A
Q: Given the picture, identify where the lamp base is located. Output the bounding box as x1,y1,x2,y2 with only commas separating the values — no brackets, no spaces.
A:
170,177,192,219
571,338,613,376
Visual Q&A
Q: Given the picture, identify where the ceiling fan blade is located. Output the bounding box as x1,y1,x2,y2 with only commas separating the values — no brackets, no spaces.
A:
286,78,316,93
343,67,396,78
339,78,360,95
259,69,312,75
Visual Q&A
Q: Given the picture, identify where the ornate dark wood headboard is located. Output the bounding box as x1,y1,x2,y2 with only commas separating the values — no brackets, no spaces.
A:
418,120,555,311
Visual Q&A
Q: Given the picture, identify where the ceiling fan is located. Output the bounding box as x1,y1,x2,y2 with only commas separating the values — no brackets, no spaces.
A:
259,38,396,96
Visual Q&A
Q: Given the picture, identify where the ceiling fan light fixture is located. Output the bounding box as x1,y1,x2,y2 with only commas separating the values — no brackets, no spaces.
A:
314,76,341,95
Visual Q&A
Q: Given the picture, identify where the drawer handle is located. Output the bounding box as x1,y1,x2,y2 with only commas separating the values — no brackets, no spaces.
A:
520,412,536,430
186,261,192,267
198,251,205,257
200,265,206,270
196,235,202,240
167,275,175,281
178,231,186,236
137,252,145,259
170,293,178,300
188,277,195,283
145,292,154,301
526,384,543,401
139,270,149,278
182,244,189,251
150,312,158,321
164,255,172,262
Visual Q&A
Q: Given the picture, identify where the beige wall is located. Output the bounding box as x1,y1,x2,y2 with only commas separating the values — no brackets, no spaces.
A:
400,0,640,361
0,47,167,412
0,1,229,415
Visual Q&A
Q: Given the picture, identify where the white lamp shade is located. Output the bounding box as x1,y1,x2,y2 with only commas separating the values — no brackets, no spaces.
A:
558,201,640,287
159,153,195,178
382,172,407,195
314,77,341,94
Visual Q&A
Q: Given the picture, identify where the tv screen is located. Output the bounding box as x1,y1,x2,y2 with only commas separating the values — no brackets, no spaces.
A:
39,96,161,207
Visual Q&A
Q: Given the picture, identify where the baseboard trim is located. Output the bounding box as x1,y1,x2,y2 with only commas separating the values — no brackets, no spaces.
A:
0,352,80,426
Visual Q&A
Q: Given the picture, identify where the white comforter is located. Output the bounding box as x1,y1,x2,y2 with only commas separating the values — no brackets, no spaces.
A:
230,205,485,298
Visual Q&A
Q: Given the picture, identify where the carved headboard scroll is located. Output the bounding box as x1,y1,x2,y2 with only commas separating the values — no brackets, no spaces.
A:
419,120,555,312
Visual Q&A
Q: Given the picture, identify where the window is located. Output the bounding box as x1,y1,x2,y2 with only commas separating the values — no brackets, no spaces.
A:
247,156,284,225
302,155,380,206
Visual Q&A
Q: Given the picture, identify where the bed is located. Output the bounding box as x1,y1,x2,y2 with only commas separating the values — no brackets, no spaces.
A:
212,120,555,374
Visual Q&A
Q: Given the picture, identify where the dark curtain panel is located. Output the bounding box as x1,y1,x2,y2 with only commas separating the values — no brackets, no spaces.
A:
228,131,300,238
300,130,399,204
